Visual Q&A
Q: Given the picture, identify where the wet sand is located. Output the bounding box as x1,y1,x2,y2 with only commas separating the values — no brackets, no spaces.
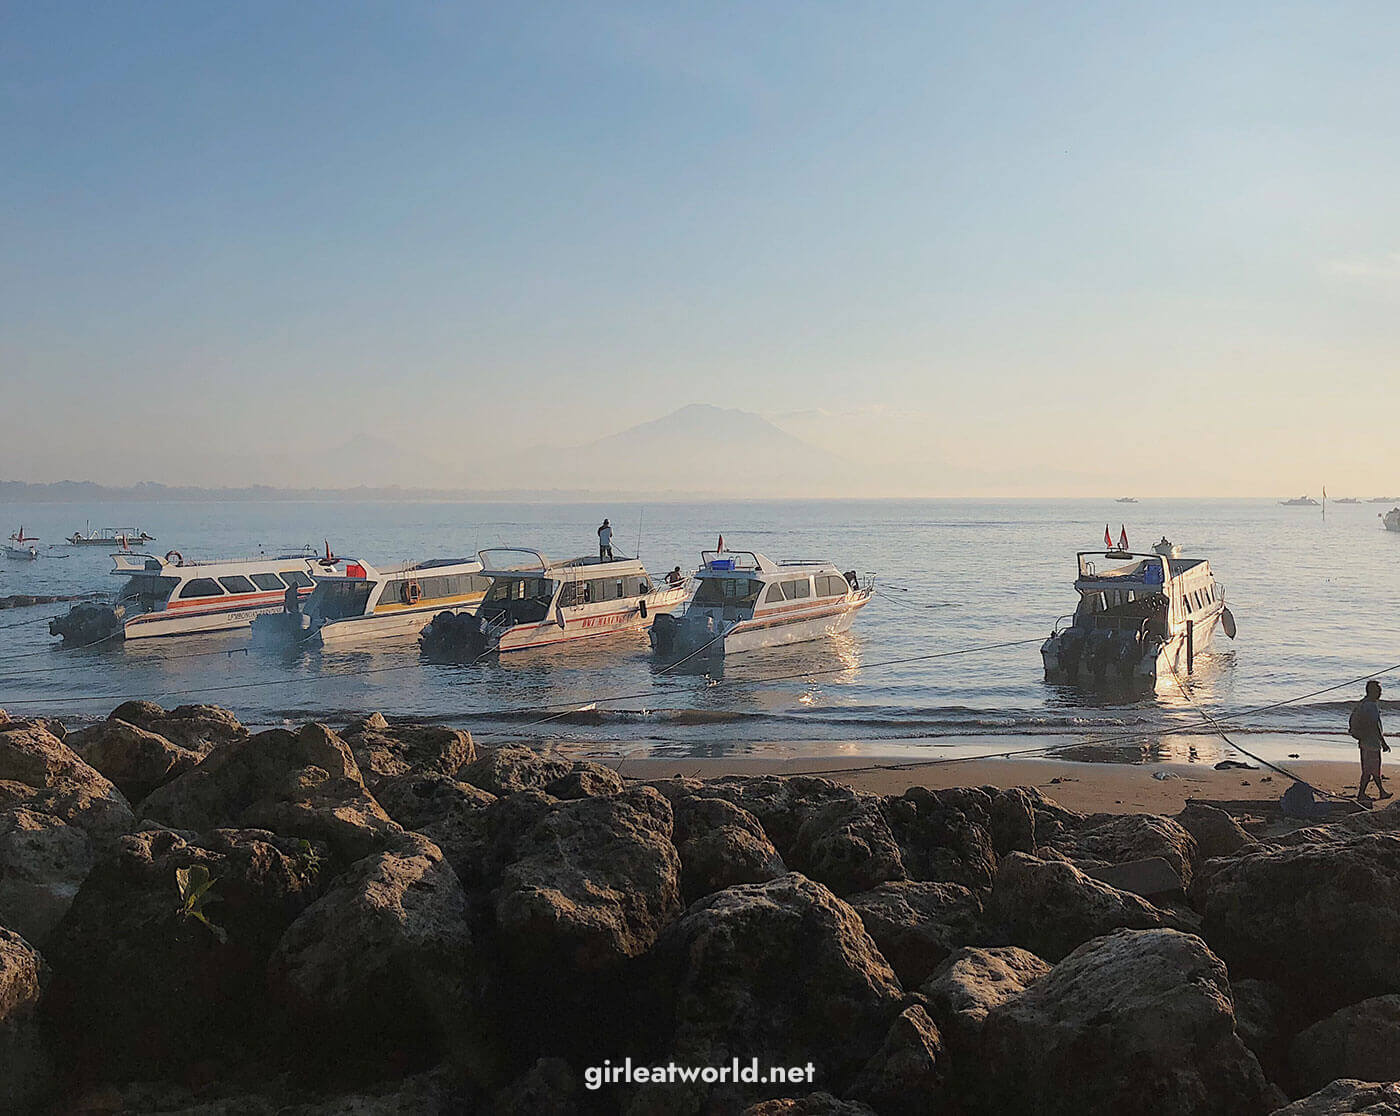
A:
617,753,1371,815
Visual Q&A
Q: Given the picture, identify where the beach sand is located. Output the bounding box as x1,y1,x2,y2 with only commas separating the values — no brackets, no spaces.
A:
617,753,1369,816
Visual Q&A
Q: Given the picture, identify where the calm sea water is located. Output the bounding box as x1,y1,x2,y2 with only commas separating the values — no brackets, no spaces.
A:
3,498,1398,766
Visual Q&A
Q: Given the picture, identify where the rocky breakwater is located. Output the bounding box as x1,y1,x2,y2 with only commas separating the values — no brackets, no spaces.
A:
0,703,1395,1113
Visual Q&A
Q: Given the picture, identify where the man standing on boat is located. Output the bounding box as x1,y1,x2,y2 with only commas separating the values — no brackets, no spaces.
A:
666,565,684,586
598,518,613,561
1351,680,1390,802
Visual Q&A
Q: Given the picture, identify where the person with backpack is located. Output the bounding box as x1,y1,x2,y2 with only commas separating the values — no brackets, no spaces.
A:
1350,680,1390,802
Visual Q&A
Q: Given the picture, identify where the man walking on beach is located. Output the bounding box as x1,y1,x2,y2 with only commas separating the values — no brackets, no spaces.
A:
598,518,613,561
1351,680,1390,802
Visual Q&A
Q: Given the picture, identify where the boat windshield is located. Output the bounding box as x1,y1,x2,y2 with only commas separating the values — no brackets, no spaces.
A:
479,576,557,626
118,575,179,608
692,577,764,609
308,579,374,621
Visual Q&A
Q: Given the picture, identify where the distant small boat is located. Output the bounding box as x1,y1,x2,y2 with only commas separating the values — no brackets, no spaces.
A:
1280,495,1320,506
1333,497,1361,504
1115,497,1138,504
1370,497,1397,503
4,527,39,561
65,525,155,547
1382,508,1400,533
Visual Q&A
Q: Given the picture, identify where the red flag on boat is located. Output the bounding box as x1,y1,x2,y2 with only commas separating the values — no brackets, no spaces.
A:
717,534,725,553
1119,525,1129,550
1104,524,1112,547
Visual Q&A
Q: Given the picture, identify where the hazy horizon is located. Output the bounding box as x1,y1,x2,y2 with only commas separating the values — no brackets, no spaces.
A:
4,3,1399,496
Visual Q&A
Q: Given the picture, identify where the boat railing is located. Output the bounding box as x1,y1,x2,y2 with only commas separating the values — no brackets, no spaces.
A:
700,550,762,572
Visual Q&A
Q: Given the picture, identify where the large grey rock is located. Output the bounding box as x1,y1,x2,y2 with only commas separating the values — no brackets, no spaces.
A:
884,786,998,889
789,795,906,896
44,826,324,1079
1290,995,1400,1096
68,718,203,803
920,945,1050,1056
1179,801,1255,860
0,719,135,842
1040,811,1198,889
0,927,52,1112
742,1096,876,1116
341,713,476,788
106,700,248,755
987,851,1191,961
1269,1079,1400,1115
372,771,496,867
459,745,622,799
493,786,681,971
137,723,366,833
0,806,97,944
977,929,1273,1115
846,880,983,987
1201,834,1400,1005
271,833,472,1069
241,764,401,864
987,787,1038,855
642,873,903,1113
662,790,786,903
844,1004,945,1115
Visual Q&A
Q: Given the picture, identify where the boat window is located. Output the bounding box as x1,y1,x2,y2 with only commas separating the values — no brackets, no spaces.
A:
309,579,374,621
485,576,554,603
178,578,224,599
251,572,286,591
558,582,581,608
118,575,179,606
765,584,784,603
693,578,764,607
282,570,313,589
781,579,811,600
218,575,256,595
379,579,408,605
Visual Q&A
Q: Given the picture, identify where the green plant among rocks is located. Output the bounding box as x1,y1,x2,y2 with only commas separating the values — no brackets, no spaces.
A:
174,864,227,944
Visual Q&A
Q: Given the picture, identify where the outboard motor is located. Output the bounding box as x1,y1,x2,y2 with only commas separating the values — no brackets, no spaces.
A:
50,602,124,646
419,611,489,661
649,611,679,656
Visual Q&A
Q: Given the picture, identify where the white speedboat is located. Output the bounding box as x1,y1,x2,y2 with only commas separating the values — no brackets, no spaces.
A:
49,550,321,642
420,548,687,656
1383,508,1400,533
4,527,39,561
1042,543,1235,690
1280,495,1319,506
259,555,490,646
649,549,873,659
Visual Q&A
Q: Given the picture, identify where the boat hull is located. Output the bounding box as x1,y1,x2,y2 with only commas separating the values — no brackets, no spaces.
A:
124,598,292,639
3,546,39,561
653,594,871,659
1042,610,1222,690
491,586,689,653
314,599,485,646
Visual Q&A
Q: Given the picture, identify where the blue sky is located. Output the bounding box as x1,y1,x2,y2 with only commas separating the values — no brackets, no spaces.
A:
3,2,1398,493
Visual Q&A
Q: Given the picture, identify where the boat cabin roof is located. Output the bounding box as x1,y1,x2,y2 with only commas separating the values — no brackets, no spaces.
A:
111,552,319,578
477,547,652,579
1073,549,1211,591
322,556,483,581
696,550,842,580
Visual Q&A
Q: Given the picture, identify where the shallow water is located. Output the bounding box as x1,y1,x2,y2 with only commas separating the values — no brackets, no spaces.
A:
2,498,1398,766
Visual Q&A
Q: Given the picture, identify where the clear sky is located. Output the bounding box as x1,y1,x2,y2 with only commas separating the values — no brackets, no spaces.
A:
3,2,1398,495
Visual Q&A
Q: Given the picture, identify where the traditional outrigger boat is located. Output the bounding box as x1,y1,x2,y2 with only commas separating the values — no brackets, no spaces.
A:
4,527,39,561
255,555,490,646
649,549,873,660
420,548,687,656
64,525,155,547
1042,535,1236,690
49,550,321,643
